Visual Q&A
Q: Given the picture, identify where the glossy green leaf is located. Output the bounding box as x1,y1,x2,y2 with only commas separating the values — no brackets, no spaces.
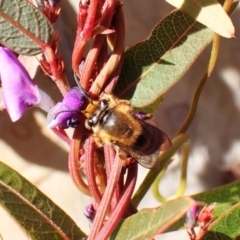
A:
168,180,240,232
0,0,54,55
0,161,87,240
114,0,238,113
110,197,195,240
114,10,212,112
202,202,240,239
166,0,235,38
193,180,240,203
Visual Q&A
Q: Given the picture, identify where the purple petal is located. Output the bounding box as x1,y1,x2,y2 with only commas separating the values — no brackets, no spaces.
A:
48,87,85,129
0,47,40,122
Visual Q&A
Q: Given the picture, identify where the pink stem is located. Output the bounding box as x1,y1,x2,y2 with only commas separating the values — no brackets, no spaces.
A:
68,122,90,195
104,145,122,212
90,6,125,95
96,163,138,240
80,0,116,90
82,0,99,40
88,154,123,240
85,137,102,206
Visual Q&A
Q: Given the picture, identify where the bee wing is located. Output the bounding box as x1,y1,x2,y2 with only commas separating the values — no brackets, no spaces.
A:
116,119,171,169
132,151,161,169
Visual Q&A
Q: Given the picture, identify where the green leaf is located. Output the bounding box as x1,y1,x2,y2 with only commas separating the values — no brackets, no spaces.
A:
110,197,195,240
0,161,87,240
0,0,55,55
114,10,212,112
114,0,238,113
166,0,235,38
193,180,240,202
202,202,240,239
167,180,240,232
193,180,240,216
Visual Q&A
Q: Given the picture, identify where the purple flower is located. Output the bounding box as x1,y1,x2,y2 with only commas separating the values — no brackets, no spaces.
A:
48,87,85,129
0,47,40,122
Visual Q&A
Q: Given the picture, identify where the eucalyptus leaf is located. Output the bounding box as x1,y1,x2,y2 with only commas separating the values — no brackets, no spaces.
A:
0,0,54,55
0,161,86,240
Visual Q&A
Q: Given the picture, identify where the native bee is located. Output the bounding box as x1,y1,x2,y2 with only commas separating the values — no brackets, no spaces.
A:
83,94,171,169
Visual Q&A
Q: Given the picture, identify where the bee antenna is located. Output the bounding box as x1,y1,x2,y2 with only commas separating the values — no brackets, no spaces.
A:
74,72,92,101
54,109,81,119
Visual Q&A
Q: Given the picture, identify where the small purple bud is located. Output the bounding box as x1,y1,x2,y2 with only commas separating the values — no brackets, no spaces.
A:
135,112,152,121
84,204,96,221
0,47,40,122
48,87,85,129
185,204,199,229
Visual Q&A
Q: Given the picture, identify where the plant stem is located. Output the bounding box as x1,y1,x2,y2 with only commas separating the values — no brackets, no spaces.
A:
88,154,123,240
68,120,90,195
96,163,138,240
152,139,191,202
85,137,102,206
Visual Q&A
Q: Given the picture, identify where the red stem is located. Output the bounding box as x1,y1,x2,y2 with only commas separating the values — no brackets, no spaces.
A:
72,39,87,78
80,0,116,90
96,163,138,240
43,46,69,95
103,145,115,177
85,137,102,206
72,0,99,77
82,0,99,40
90,5,125,95
103,145,122,212
88,154,123,240
68,121,90,195
80,34,106,90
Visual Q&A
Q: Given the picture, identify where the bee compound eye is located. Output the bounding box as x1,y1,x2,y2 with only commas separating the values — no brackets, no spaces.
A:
99,99,108,110
88,119,93,127
66,118,80,128
87,115,98,128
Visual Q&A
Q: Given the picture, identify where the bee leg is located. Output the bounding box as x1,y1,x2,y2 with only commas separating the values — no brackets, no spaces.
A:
122,157,136,168
116,147,136,167
114,147,126,159
92,134,104,147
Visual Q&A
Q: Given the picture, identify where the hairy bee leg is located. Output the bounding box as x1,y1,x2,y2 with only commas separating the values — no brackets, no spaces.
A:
116,147,136,167
116,147,128,160
92,133,104,147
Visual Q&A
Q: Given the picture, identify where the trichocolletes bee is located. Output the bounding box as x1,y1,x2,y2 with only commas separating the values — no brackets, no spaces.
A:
83,94,171,169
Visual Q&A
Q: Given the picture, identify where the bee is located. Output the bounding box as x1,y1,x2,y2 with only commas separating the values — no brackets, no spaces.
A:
83,94,171,169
